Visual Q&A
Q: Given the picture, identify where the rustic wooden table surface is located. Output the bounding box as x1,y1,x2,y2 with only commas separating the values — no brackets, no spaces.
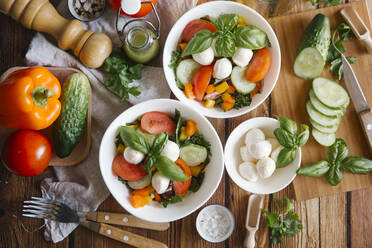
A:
0,0,371,247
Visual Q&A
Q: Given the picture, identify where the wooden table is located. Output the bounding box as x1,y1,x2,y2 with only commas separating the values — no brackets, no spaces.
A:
0,0,371,247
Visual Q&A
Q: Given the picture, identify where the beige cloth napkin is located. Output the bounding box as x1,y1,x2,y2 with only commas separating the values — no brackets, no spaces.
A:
23,0,197,243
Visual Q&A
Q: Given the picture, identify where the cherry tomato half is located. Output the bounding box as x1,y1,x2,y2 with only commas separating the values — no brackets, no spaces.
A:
108,0,157,18
140,111,176,135
181,19,217,42
112,154,147,181
1,130,52,177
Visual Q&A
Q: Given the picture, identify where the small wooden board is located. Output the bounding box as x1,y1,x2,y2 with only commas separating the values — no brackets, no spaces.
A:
269,0,372,201
0,67,91,166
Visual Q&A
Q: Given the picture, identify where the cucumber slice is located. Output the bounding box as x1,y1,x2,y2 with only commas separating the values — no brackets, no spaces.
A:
309,89,344,117
306,101,340,126
312,77,349,109
294,47,325,79
127,175,151,190
312,129,336,147
310,118,339,134
179,144,207,166
231,66,257,94
176,59,201,86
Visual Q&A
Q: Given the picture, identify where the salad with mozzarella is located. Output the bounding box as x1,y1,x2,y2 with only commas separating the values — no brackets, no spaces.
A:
169,13,271,111
112,110,210,208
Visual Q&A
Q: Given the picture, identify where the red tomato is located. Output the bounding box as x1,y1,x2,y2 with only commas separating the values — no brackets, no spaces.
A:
245,47,271,83
181,19,217,42
192,65,214,102
140,111,176,135
1,130,52,177
173,158,191,195
108,0,157,18
112,154,147,181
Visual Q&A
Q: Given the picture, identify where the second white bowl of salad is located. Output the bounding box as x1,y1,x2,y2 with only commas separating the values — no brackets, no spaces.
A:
163,1,281,118
99,99,224,222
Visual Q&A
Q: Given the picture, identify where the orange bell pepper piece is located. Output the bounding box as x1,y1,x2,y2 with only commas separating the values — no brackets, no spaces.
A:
0,66,61,130
184,83,195,99
186,120,197,137
221,102,235,111
205,84,215,94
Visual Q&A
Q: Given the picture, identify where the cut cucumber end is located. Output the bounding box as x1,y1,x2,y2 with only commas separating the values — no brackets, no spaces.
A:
176,59,201,86
309,89,344,117
312,129,336,147
231,66,257,94
312,77,349,109
310,118,339,134
294,48,325,79
306,101,340,126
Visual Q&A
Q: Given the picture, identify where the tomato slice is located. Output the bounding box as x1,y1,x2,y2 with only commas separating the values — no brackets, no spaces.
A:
181,19,217,42
173,158,192,195
140,111,176,135
191,65,213,102
245,47,271,83
112,154,147,181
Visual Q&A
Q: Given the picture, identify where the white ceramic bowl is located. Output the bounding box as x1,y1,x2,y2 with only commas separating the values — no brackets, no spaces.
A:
163,1,281,118
99,99,224,222
224,117,301,194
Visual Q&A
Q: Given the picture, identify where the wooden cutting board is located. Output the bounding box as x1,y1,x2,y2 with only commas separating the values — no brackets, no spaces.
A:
269,0,372,201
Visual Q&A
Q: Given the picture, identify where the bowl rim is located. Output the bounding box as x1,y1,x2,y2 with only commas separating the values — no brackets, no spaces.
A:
162,1,281,119
224,117,301,194
98,98,225,222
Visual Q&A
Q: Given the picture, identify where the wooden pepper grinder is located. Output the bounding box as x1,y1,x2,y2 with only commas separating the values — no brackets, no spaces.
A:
0,0,112,68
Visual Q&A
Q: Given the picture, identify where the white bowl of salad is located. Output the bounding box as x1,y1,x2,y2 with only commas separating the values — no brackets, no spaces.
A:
99,99,224,222
163,1,281,118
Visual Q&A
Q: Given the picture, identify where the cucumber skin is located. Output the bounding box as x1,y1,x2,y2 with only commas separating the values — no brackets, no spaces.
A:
53,73,90,158
297,14,331,62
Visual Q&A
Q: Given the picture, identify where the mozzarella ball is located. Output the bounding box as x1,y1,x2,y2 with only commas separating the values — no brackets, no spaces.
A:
123,146,145,164
240,146,256,162
239,162,259,182
151,172,170,194
160,140,180,162
248,140,272,159
256,158,276,179
213,58,232,79
232,47,253,67
245,128,265,146
192,47,214,65
270,146,283,162
267,138,280,150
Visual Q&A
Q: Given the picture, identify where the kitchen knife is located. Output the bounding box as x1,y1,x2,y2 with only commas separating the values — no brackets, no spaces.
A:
80,220,168,248
341,54,372,153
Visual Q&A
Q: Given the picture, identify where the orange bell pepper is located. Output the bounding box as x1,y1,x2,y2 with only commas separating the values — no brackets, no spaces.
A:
0,66,61,130
186,120,197,137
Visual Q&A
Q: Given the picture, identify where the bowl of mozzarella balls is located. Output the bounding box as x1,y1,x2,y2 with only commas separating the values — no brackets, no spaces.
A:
224,117,301,194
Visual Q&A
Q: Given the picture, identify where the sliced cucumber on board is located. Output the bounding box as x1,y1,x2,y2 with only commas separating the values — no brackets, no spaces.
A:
312,129,336,147
310,118,339,134
176,59,201,86
306,101,340,126
312,77,349,109
309,89,344,117
179,144,207,166
294,14,331,79
230,66,257,94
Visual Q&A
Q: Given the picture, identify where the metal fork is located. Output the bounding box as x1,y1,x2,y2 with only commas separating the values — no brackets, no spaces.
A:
22,197,168,248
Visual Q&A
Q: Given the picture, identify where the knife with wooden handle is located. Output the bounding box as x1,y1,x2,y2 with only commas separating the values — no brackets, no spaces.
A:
81,212,169,231
341,54,372,153
80,221,168,248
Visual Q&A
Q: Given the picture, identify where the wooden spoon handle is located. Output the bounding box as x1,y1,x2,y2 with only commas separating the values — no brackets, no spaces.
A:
244,230,256,248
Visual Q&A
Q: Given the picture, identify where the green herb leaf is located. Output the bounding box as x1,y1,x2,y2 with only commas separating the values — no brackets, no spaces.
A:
330,56,356,80
274,128,296,149
214,14,238,31
169,46,182,70
276,148,297,168
215,32,236,57
309,0,341,6
327,138,348,165
156,156,190,181
341,156,372,174
188,172,205,192
277,116,298,135
143,132,168,176
119,126,150,154
296,161,330,177
173,109,184,145
285,197,294,213
297,124,309,147
282,211,303,236
233,92,252,109
182,30,213,57
234,25,270,50
160,195,183,208
325,163,343,186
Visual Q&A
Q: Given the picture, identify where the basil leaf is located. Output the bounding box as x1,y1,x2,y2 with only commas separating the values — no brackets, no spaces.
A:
276,116,298,135
276,148,297,168
215,32,236,57
274,128,296,149
341,156,372,174
181,30,213,57
160,195,183,208
143,132,168,175
325,163,343,186
235,25,269,50
296,161,330,177
156,156,190,181
327,138,348,164
297,124,309,147
119,126,149,154
214,14,238,31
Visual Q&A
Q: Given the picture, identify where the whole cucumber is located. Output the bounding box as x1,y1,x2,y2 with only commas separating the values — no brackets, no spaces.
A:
53,73,90,158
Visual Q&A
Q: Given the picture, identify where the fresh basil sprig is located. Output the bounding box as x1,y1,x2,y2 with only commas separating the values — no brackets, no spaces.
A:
143,132,168,176
156,156,190,181
215,32,236,57
181,30,213,57
214,13,238,31
119,126,150,154
273,116,309,168
235,25,270,50
297,138,372,185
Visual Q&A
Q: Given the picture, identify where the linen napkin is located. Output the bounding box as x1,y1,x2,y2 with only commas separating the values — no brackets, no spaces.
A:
24,0,197,243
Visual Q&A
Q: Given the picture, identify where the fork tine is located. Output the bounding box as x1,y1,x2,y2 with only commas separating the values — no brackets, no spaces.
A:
23,204,52,212
24,200,56,208
30,197,61,205
22,214,47,219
